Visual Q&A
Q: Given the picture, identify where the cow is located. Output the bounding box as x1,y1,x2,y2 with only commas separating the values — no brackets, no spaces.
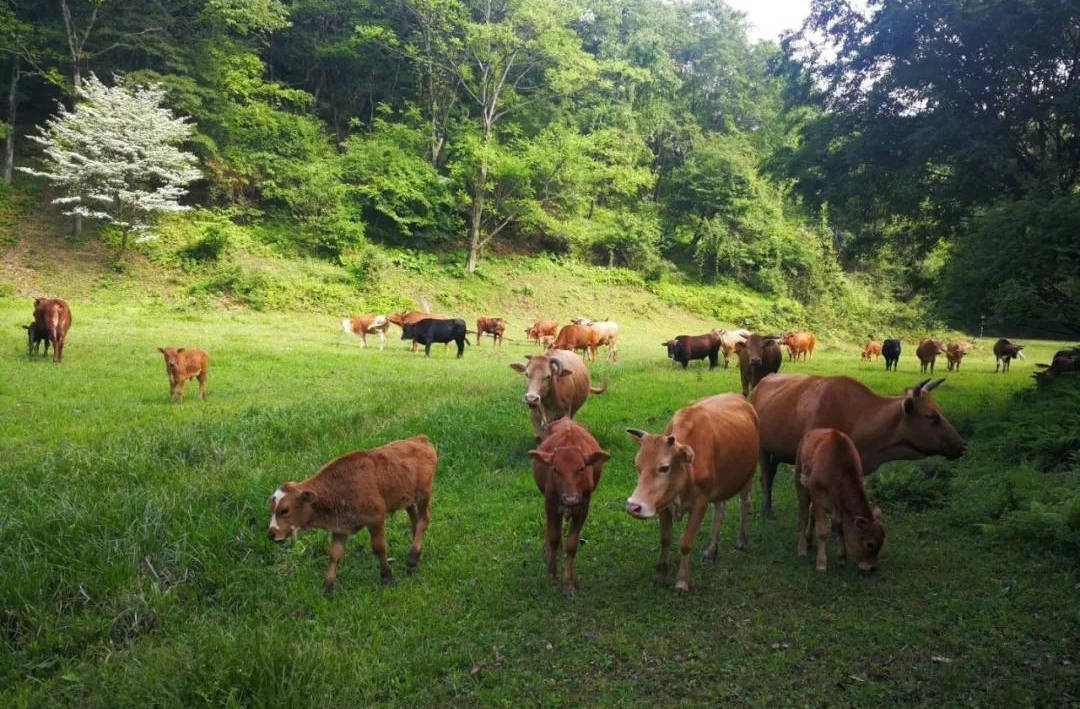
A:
525,319,559,348
882,339,902,371
718,329,750,369
31,298,72,363
945,341,974,371
340,314,389,350
1034,347,1080,385
21,322,49,358
402,318,469,358
795,429,885,573
994,338,1024,373
476,317,506,347
735,334,782,397
389,311,452,352
509,350,608,440
528,418,610,598
553,323,599,361
669,331,725,370
572,317,619,361
781,331,817,362
157,347,209,403
625,394,759,592
752,374,967,519
916,339,944,374
861,341,882,361
268,435,436,592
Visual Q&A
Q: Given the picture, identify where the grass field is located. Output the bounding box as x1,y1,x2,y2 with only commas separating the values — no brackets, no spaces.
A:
1,297,1077,707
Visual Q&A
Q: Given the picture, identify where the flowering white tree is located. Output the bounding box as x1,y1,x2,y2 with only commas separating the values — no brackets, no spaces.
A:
20,73,201,251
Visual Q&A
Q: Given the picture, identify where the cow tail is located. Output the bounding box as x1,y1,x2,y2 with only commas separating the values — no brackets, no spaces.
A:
590,377,609,394
464,336,471,346
48,309,60,345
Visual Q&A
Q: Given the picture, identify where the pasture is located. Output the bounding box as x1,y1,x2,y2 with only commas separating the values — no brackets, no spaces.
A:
1,300,1076,707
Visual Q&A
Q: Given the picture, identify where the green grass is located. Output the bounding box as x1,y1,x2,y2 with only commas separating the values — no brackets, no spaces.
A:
0,297,1077,708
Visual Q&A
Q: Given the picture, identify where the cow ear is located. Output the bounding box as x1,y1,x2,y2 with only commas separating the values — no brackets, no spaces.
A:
734,341,746,351
854,516,869,530
626,428,646,442
298,490,316,504
509,363,526,373
157,347,166,354
528,449,552,463
585,450,611,467
177,348,185,353
675,443,695,464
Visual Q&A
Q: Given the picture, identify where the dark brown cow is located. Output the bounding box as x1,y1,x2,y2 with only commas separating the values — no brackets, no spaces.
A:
32,298,72,363
510,350,607,440
1033,347,1080,384
735,334,782,397
21,322,49,357
268,435,436,592
916,339,944,374
781,331,817,362
526,319,559,348
476,317,506,347
994,338,1024,373
669,330,724,370
553,323,599,361
861,341,882,361
157,347,209,403
528,418,610,597
752,374,967,518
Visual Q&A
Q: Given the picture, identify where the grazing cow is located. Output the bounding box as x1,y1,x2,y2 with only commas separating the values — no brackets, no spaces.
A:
945,341,974,371
528,418,610,597
268,435,436,592
994,338,1024,372
402,318,469,358
882,339,902,371
525,319,559,348
509,350,608,440
795,429,885,573
21,322,49,358
476,317,506,347
718,329,750,369
735,334,782,397
916,339,944,374
572,318,620,361
752,374,967,519
670,331,724,370
553,323,599,361
781,331,817,362
157,347,209,403
625,394,759,592
341,314,389,350
1034,347,1080,384
389,311,452,352
861,341,882,361
31,298,72,363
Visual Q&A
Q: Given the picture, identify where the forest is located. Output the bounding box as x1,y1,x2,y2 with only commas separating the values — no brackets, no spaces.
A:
2,0,1079,336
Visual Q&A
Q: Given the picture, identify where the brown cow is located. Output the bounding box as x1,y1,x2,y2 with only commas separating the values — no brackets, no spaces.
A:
752,374,967,519
916,339,944,374
32,298,72,363
781,331,817,361
525,319,559,348
572,318,620,361
157,347,209,403
528,418,610,597
945,341,974,371
476,317,506,347
795,429,885,573
861,341,882,361
389,311,452,352
1033,347,1080,384
670,330,725,369
625,394,759,592
509,350,608,440
735,334,782,397
553,323,599,361
341,314,389,350
268,436,436,591
994,338,1024,373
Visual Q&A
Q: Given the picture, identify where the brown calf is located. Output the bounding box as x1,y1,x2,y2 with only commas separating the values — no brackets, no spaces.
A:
528,418,610,597
945,341,974,371
32,298,72,363
157,347,209,403
476,317,506,347
795,428,885,573
525,319,559,348
861,341,882,361
341,314,389,350
268,435,437,592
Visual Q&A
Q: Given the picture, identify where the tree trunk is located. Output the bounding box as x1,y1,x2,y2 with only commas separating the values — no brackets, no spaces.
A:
4,58,17,184
466,123,491,274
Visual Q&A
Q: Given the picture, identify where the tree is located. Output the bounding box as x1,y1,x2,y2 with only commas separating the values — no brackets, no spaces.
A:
20,73,201,253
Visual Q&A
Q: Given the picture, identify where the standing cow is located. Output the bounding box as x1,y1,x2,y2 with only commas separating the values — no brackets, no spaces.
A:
157,347,209,403
572,317,619,361
553,323,599,361
31,298,72,363
402,318,470,358
916,339,944,374
510,350,608,440
861,341,882,361
781,331,817,362
735,334,782,397
625,394,759,592
945,341,974,371
526,319,559,348
389,311,452,352
670,330,725,370
476,317,506,347
341,314,389,350
994,338,1024,373
21,322,49,358
882,339,902,371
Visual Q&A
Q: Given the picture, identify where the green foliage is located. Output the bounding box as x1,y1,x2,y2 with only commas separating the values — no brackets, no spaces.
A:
179,224,232,263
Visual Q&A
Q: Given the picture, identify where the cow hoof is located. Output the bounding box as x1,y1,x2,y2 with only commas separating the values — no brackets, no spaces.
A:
562,587,576,599
700,549,717,563
322,583,336,596
381,576,398,587
734,540,747,551
674,580,690,593
815,564,827,573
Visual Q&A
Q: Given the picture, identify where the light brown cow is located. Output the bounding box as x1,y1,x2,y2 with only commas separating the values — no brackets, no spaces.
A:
916,339,944,374
752,374,967,519
795,428,885,573
528,418,610,597
861,341,882,361
476,317,506,347
525,319,559,348
718,329,750,369
268,435,436,592
945,341,974,371
32,298,72,363
509,350,608,440
157,347,209,403
341,314,389,350
781,331,817,361
625,394,759,592
553,323,599,361
571,317,620,361
388,311,452,352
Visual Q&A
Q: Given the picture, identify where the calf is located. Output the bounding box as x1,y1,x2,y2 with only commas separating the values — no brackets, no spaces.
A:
341,314,389,350
625,394,759,592
861,341,882,361
781,331,817,362
510,350,608,440
528,418,610,597
735,334,782,397
553,323,599,361
945,341,974,371
882,339,902,371
916,339,944,374
994,338,1024,373
795,429,885,573
268,435,436,592
31,298,72,363
476,317,506,347
21,322,49,358
526,319,559,348
402,318,469,358
157,347,209,403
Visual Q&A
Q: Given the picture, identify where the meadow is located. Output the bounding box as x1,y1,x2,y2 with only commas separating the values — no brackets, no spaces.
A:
0,298,1077,707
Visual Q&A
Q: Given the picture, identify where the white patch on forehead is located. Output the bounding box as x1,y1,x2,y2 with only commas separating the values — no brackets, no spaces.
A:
269,488,287,531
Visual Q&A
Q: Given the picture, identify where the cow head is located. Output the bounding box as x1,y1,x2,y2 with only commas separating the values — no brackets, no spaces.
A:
896,379,967,460
529,445,609,508
736,335,780,367
510,354,570,408
267,483,316,542
624,429,695,518
157,347,187,377
401,322,416,340
845,507,885,572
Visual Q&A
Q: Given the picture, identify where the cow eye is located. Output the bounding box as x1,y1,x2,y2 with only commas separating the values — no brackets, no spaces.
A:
926,414,941,426
866,542,876,552
658,464,670,474
279,509,289,517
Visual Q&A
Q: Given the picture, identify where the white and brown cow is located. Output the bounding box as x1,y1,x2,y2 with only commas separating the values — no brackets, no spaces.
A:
341,314,390,350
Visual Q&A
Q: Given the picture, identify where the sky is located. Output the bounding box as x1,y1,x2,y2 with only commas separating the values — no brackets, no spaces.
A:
724,0,813,42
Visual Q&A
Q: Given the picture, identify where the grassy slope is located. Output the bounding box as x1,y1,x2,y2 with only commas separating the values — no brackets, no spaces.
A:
0,292,1077,707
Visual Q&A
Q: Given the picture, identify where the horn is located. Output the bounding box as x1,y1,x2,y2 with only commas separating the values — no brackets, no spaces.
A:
924,378,945,391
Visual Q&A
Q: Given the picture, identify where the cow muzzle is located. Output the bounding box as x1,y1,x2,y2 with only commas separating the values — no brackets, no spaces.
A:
625,499,655,519
560,494,581,507
524,394,540,408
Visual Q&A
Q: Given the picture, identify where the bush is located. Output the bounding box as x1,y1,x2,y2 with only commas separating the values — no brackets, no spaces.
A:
868,461,955,512
179,224,232,262
340,245,390,289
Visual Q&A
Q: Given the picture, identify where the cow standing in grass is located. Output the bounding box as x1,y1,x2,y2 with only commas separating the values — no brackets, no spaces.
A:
157,348,209,403
32,298,72,363
341,314,389,350
510,350,607,440
994,338,1024,372
916,339,944,374
476,317,506,347
882,339,902,371
861,341,882,361
735,334,782,397
21,322,49,358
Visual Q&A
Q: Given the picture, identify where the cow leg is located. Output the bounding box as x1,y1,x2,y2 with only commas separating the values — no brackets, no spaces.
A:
675,499,708,592
681,359,689,369
544,498,562,584
796,475,812,557
654,507,673,585
456,338,464,358
406,499,431,571
424,342,432,357
378,330,385,351
324,532,348,594
813,505,830,572
198,372,207,401
735,479,751,550
562,506,588,598
760,451,779,519
176,380,186,404
708,351,718,370
833,519,847,561
701,501,724,562
368,520,395,586
360,332,367,349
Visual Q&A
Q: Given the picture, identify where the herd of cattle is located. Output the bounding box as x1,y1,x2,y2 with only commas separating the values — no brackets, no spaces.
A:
16,297,1080,595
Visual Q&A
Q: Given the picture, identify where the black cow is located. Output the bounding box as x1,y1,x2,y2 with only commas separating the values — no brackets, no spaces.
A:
21,322,50,357
882,339,902,371
661,337,687,365
402,318,470,358
735,334,782,397
669,331,724,369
